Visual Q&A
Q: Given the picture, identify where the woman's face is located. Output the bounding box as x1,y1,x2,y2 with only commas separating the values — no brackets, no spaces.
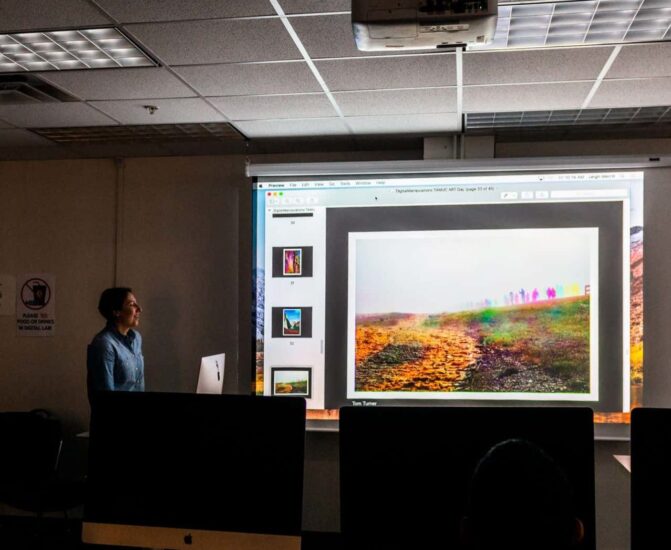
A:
115,292,142,330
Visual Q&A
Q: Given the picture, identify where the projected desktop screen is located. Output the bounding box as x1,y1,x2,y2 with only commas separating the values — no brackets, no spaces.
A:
252,171,644,421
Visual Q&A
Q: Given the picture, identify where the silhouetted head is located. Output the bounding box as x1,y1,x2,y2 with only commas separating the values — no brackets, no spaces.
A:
462,438,584,550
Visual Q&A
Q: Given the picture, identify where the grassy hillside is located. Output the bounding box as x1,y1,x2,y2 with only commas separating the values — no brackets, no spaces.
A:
355,296,591,394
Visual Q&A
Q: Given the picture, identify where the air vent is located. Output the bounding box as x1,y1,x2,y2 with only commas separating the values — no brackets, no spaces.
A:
32,122,246,144
0,74,77,104
467,106,671,131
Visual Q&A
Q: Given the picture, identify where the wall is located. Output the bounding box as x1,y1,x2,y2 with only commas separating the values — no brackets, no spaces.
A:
0,156,247,433
1,149,428,432
0,159,117,430
1,143,669,545
115,156,247,396
3,148,670,432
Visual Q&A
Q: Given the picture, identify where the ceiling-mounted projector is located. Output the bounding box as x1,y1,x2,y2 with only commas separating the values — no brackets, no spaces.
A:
352,0,498,51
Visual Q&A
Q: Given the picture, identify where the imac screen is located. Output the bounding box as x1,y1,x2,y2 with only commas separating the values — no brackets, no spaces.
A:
83,392,305,549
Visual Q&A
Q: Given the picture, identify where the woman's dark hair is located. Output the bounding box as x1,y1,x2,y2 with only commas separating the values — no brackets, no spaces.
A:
98,287,133,322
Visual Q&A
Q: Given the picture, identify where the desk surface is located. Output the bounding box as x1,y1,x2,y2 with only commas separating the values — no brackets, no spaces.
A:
80,423,631,437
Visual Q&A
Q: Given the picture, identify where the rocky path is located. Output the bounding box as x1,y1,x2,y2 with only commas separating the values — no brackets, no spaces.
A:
455,345,575,393
355,316,480,392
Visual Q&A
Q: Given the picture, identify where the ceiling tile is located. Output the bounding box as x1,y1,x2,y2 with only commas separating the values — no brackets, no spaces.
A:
175,62,321,96
96,0,275,23
0,103,118,128
291,13,415,58
0,129,57,146
0,0,111,33
606,43,671,79
91,98,226,124
334,88,457,116
589,78,671,108
463,82,594,112
464,47,614,85
282,0,351,14
37,68,196,101
316,55,456,91
234,117,350,137
345,113,460,134
125,19,301,65
209,94,336,121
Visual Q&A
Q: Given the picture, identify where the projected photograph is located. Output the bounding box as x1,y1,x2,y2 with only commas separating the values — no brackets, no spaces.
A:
271,307,313,339
284,248,302,276
630,224,643,395
272,246,314,278
283,308,302,336
271,367,312,398
348,228,599,400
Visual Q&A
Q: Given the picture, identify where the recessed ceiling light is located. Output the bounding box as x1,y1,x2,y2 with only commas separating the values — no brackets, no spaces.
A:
0,27,156,73
471,0,671,50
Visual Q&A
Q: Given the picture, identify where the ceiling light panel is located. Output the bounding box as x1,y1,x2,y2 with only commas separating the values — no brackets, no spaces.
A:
0,28,156,73
471,0,671,50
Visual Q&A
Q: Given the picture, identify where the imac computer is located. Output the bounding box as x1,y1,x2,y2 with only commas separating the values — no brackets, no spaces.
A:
340,406,596,550
196,353,225,394
83,392,306,550
631,408,671,550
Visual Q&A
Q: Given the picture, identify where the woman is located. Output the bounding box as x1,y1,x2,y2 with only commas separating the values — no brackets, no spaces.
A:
87,287,144,402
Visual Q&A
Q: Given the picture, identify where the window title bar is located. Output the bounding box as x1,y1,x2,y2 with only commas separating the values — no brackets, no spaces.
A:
255,172,643,191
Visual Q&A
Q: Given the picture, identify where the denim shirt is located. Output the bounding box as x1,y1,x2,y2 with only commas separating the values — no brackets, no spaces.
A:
87,323,144,401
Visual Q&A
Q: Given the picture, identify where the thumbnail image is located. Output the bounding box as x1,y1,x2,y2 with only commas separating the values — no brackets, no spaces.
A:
283,308,302,336
272,246,313,278
272,367,312,398
271,307,313,338
350,228,598,398
284,248,302,276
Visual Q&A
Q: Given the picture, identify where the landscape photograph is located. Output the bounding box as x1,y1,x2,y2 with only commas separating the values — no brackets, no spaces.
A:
283,308,302,336
351,228,598,397
272,368,311,397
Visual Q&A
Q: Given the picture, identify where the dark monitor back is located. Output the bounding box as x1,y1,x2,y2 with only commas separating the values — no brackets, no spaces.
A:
631,407,671,550
340,406,595,550
85,392,306,536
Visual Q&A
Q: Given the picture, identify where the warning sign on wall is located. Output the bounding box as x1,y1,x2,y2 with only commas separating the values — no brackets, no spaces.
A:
17,274,55,336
